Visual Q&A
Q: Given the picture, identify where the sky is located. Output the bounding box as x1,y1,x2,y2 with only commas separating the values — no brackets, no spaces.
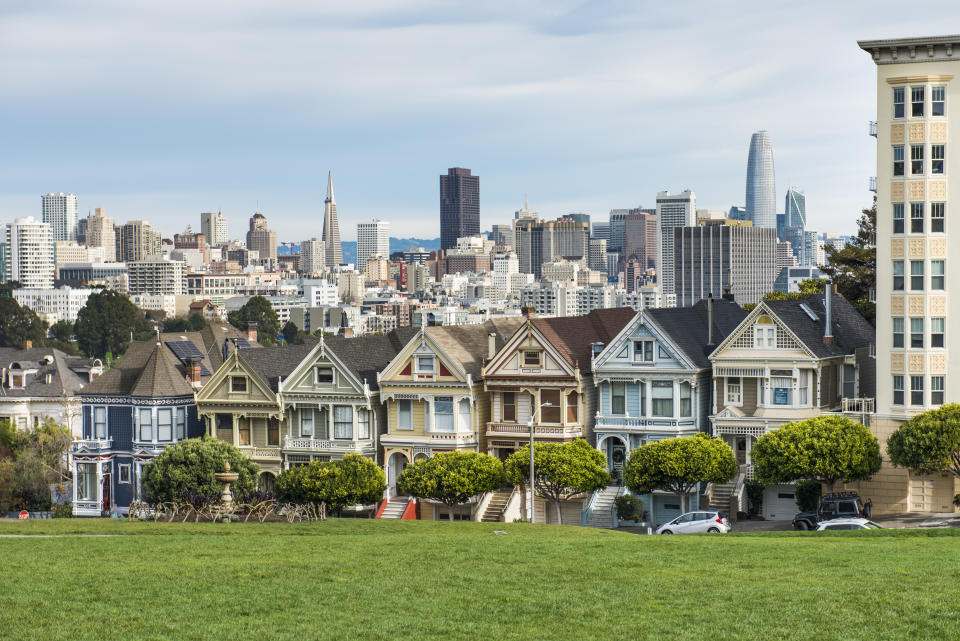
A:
3,1,960,241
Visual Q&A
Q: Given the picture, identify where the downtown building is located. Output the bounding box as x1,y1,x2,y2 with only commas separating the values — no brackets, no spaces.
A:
6,217,54,289
322,171,343,267
440,168,480,250
42,192,78,242
200,211,228,247
656,190,696,298
357,219,390,263
745,131,776,228
246,212,278,262
514,216,589,279
84,208,117,262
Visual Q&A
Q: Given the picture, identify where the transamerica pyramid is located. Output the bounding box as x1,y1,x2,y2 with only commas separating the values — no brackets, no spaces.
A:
322,170,343,267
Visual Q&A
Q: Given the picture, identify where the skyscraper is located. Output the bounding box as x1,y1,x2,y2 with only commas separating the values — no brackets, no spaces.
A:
120,220,161,262
357,219,390,263
656,190,696,296
300,238,326,275
246,212,278,262
6,217,54,289
201,211,228,247
784,187,806,229
322,171,343,268
42,192,78,242
440,168,480,250
514,217,588,278
745,131,776,228
85,208,117,262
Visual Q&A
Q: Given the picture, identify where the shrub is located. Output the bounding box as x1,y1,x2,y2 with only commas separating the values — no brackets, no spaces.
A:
398,451,504,520
274,454,386,515
795,479,822,512
52,503,73,518
744,480,765,518
614,493,644,522
141,437,258,504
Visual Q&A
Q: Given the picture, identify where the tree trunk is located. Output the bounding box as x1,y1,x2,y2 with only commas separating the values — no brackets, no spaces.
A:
554,499,563,525
680,492,686,514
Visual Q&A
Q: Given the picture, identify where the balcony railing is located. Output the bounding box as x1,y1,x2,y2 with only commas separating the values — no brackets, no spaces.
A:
486,422,581,437
595,416,692,429
868,120,878,137
283,436,360,451
842,398,875,414
73,501,101,516
238,446,282,460
71,439,112,452
869,176,877,192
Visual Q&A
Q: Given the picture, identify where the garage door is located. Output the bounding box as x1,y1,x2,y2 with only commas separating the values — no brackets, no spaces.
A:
652,495,683,527
910,472,956,512
763,485,796,520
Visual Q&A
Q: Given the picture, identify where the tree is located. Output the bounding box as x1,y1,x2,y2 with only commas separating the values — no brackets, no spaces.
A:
49,320,74,343
141,437,259,504
887,405,960,488
397,451,504,520
623,434,737,513
274,453,386,514
504,439,610,524
74,290,153,359
742,279,826,313
821,198,876,325
752,415,881,491
228,296,279,346
188,312,206,331
282,321,304,345
0,419,72,511
0,297,47,348
163,313,207,334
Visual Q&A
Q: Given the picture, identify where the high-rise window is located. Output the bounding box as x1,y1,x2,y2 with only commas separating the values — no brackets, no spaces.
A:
912,87,924,117
932,144,945,174
893,203,905,233
911,145,924,174
910,203,924,233
910,260,924,290
910,318,924,348
893,87,905,118
893,261,904,290
893,375,904,406
893,318,904,348
910,375,924,406
932,318,945,348
931,203,945,233
932,86,945,116
932,260,945,289
932,376,945,405
893,145,905,176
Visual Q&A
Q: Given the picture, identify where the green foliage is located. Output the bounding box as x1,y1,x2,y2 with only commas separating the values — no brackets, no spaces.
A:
141,437,259,504
281,321,304,345
887,404,960,479
228,296,279,346
795,480,822,513
752,415,881,490
397,451,504,518
188,312,206,331
74,290,153,359
53,502,73,518
274,454,386,514
623,434,737,513
504,439,610,523
0,297,48,348
744,480,765,518
744,279,826,313
614,493,644,522
0,419,14,450
163,313,207,333
49,320,74,343
0,419,72,511
820,199,876,325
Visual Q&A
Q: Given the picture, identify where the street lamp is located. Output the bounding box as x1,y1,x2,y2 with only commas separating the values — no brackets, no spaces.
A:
527,401,553,523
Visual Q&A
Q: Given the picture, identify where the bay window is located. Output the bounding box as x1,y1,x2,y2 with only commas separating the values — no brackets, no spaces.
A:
912,86,924,117
611,382,626,415
541,390,561,423
434,397,454,432
138,408,152,441
397,400,412,430
893,375,904,406
932,86,945,116
566,391,579,423
300,409,314,437
502,392,516,422
458,399,471,432
77,463,97,501
358,409,370,439
651,380,674,417
94,407,107,439
893,86,905,118
678,382,692,417
726,377,742,405
771,376,792,406
157,409,172,442
238,417,250,445
175,408,186,440
334,406,353,439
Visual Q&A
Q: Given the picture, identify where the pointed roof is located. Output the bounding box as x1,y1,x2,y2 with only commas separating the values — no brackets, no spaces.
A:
762,293,873,358
531,308,635,374
426,318,525,379
325,170,335,204
645,299,747,369
238,338,321,392
130,342,194,398
324,327,419,390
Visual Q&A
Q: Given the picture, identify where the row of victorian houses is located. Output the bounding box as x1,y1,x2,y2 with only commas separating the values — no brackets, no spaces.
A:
58,288,877,524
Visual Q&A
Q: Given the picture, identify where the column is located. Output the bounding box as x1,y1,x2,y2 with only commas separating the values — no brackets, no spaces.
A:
232,414,239,446
745,437,753,466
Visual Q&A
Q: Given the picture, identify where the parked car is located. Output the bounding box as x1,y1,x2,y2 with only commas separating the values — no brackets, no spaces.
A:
657,511,730,534
816,518,883,531
793,492,868,530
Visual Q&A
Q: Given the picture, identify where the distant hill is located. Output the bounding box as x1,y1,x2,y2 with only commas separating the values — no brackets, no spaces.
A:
278,237,441,266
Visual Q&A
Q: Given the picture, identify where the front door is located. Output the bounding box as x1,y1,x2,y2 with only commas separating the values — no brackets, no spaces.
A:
101,473,111,515
608,440,626,484
388,453,408,497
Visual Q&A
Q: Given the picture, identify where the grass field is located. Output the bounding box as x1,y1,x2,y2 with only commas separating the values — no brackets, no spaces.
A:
2,519,959,641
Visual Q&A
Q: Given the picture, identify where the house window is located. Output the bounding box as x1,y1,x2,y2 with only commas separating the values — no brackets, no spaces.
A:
397,399,412,430
799,370,811,405
267,419,280,446
910,203,924,233
910,375,924,406
893,260,905,291
611,382,626,415
771,377,792,406
300,409,314,437
893,318,904,348
231,376,247,393
932,317,945,348
458,399,470,432
679,382,692,417
94,407,107,439
567,391,579,423
315,366,333,384
334,406,353,439
726,377,742,405
238,418,250,446
523,351,541,367
932,376,945,405
893,375,904,406
932,144,945,174
416,356,434,374
77,463,97,501
893,203,905,233
932,86,945,116
911,86,924,117
910,318,924,348
118,464,131,484
893,87,905,118
541,390,562,423
215,415,232,442
502,392,516,422
434,397,454,432
639,382,646,416
157,409,172,442
633,340,654,362
754,317,776,348
910,260,924,290
138,408,152,441
931,203,945,233
651,380,674,417
932,260,945,289
357,409,370,439
175,408,186,440
911,144,924,175
893,146,905,176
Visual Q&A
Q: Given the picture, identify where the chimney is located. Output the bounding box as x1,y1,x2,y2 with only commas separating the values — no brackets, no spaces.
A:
522,303,536,319
24,340,32,349
488,332,497,359
245,321,258,343
823,280,834,347
186,356,203,388
706,293,715,347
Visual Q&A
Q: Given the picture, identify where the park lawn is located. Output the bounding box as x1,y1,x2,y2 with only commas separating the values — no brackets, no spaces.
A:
1,519,959,641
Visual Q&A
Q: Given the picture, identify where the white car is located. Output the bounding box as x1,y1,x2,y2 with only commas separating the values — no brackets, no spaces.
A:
657,511,731,534
816,518,883,531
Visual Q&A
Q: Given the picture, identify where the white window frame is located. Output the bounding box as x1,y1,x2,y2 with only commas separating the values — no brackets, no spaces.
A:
175,407,186,440
118,463,131,484
633,340,654,363
932,85,945,116
300,408,314,437
94,407,107,439
315,366,334,384
753,325,776,348
138,408,153,442
334,406,353,439
397,399,412,430
932,376,945,406
725,377,742,405
893,375,905,406
457,399,471,432
157,408,173,442
416,356,435,374
358,408,371,440
433,397,455,433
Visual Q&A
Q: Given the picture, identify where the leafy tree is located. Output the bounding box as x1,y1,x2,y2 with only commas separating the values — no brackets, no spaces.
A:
505,439,610,524
0,419,72,511
188,312,206,331
794,479,822,512
141,437,259,504
742,279,826,313
228,296,279,346
623,434,737,513
744,479,765,518
0,297,47,348
887,404,960,487
820,199,876,325
0,419,14,451
49,320,74,343
752,415,881,491
397,451,504,520
274,453,385,514
282,321,304,345
74,290,153,359
162,317,190,332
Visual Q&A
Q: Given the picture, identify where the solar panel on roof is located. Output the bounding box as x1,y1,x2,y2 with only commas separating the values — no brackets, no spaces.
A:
799,304,819,322
235,338,252,349
166,340,205,361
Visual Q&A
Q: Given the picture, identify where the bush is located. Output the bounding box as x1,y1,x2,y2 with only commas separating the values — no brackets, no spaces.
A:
52,503,73,518
614,494,644,522
398,451,504,520
744,480,765,518
274,454,386,514
795,480,822,512
141,437,259,504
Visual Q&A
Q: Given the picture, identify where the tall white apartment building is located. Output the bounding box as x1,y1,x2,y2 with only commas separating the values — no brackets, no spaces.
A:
55,242,105,268
85,208,116,262
655,190,696,297
588,238,608,272
42,192,78,242
201,211,228,247
300,238,326,275
14,286,94,324
6,217,54,289
492,252,519,294
127,256,186,295
357,219,390,263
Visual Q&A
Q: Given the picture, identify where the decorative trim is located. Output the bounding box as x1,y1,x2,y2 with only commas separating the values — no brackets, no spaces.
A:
886,74,954,84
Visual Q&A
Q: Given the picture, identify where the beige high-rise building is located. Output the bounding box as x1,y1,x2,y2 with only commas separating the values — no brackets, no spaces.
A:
85,208,117,262
120,220,161,262
201,211,228,247
300,238,326,275
246,211,278,262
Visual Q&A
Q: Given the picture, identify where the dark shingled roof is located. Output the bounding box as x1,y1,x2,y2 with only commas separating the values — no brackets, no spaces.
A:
325,327,420,390
0,347,93,398
160,321,253,377
647,298,748,369
129,342,195,398
427,318,525,378
238,338,321,392
532,308,636,374
81,340,163,397
764,293,874,358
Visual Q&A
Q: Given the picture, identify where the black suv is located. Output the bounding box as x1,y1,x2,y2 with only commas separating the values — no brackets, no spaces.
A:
792,492,868,530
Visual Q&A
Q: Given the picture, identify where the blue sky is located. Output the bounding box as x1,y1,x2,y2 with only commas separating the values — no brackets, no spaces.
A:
2,1,959,241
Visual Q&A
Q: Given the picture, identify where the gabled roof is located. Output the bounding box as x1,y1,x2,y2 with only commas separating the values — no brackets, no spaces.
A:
81,341,161,397
645,299,747,369
130,342,194,398
531,308,635,374
238,338,321,392
160,321,253,377
0,347,91,398
762,293,874,358
323,327,419,391
426,318,525,379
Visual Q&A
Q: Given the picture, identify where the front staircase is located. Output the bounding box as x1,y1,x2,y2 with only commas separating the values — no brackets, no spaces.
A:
708,480,737,512
585,486,622,529
481,488,513,522
378,497,409,519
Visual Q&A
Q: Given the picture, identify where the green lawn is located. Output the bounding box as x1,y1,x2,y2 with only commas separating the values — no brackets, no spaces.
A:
2,519,959,641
